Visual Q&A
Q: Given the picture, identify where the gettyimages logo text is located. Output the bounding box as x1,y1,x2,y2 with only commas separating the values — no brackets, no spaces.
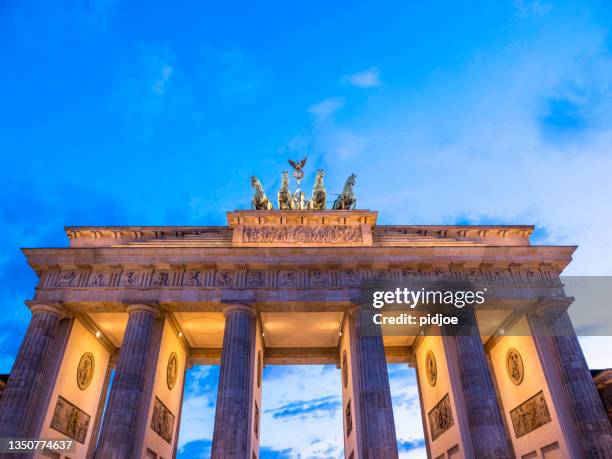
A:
371,287,487,309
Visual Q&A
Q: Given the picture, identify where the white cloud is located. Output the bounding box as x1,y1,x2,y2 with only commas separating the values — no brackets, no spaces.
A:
389,365,425,456
578,337,612,368
341,67,381,88
317,23,612,278
259,366,343,456
177,366,217,447
152,65,173,95
110,44,191,133
308,97,345,121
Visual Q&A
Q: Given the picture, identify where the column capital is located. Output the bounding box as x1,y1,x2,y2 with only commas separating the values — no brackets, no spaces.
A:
222,303,257,317
530,297,573,316
126,303,160,316
26,302,66,319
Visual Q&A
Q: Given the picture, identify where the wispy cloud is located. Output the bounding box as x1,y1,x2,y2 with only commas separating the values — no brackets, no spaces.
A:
260,446,295,459
177,439,212,459
110,43,191,133
341,67,381,88
314,23,612,280
398,438,426,452
177,366,219,448
152,65,173,95
308,97,345,121
257,366,344,457
266,395,341,420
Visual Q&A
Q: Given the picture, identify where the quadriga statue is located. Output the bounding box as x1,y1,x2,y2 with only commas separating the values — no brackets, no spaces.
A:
332,173,357,210
250,176,273,210
278,171,293,210
309,169,326,210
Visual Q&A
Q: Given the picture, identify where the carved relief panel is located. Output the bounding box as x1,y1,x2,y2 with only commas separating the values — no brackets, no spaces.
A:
345,399,353,437
428,393,454,441
510,391,552,438
183,270,202,286
150,397,175,444
50,396,90,444
240,225,363,245
120,270,144,288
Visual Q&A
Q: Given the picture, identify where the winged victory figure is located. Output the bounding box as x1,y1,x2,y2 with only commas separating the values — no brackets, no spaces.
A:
288,157,308,182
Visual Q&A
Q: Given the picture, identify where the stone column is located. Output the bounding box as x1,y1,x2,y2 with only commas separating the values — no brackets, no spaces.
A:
350,308,398,459
211,305,257,459
94,304,159,459
539,302,612,457
448,308,513,458
0,303,64,439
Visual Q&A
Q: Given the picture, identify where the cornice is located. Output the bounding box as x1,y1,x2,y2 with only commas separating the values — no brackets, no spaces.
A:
61,221,539,249
21,246,576,282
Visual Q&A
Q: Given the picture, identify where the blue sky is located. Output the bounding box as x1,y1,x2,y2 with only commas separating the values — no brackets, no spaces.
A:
2,0,612,457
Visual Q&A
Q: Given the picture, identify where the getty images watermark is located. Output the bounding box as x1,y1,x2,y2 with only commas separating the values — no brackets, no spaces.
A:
370,287,487,327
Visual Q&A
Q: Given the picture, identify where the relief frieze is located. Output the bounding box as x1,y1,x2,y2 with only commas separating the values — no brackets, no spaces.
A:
88,271,109,287
41,267,562,291
342,268,360,285
50,396,90,444
151,271,171,287
279,270,298,287
247,271,266,287
183,270,202,286
215,270,234,287
55,271,78,287
309,269,329,287
241,225,363,245
510,390,552,438
150,397,175,444
428,393,454,441
120,270,144,288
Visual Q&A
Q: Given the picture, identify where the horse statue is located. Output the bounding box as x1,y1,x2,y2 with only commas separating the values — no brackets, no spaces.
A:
332,174,357,210
309,169,327,210
278,171,293,210
292,188,308,210
250,176,273,210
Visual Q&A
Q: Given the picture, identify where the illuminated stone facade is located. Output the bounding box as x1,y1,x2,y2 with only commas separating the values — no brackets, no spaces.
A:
0,210,610,458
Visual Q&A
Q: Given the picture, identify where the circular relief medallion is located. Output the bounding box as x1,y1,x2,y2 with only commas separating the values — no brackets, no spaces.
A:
342,350,348,388
76,352,95,390
257,350,262,388
167,352,178,390
506,348,524,385
425,350,437,387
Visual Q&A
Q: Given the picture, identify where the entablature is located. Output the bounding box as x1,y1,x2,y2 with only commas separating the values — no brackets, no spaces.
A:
63,211,535,248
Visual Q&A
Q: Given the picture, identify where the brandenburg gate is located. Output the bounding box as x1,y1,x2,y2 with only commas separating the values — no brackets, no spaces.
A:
0,167,611,459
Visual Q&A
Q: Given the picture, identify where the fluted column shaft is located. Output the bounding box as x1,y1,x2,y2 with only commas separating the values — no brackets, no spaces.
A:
0,304,63,440
350,309,398,459
540,305,612,457
211,306,256,459
449,308,512,459
94,304,158,459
